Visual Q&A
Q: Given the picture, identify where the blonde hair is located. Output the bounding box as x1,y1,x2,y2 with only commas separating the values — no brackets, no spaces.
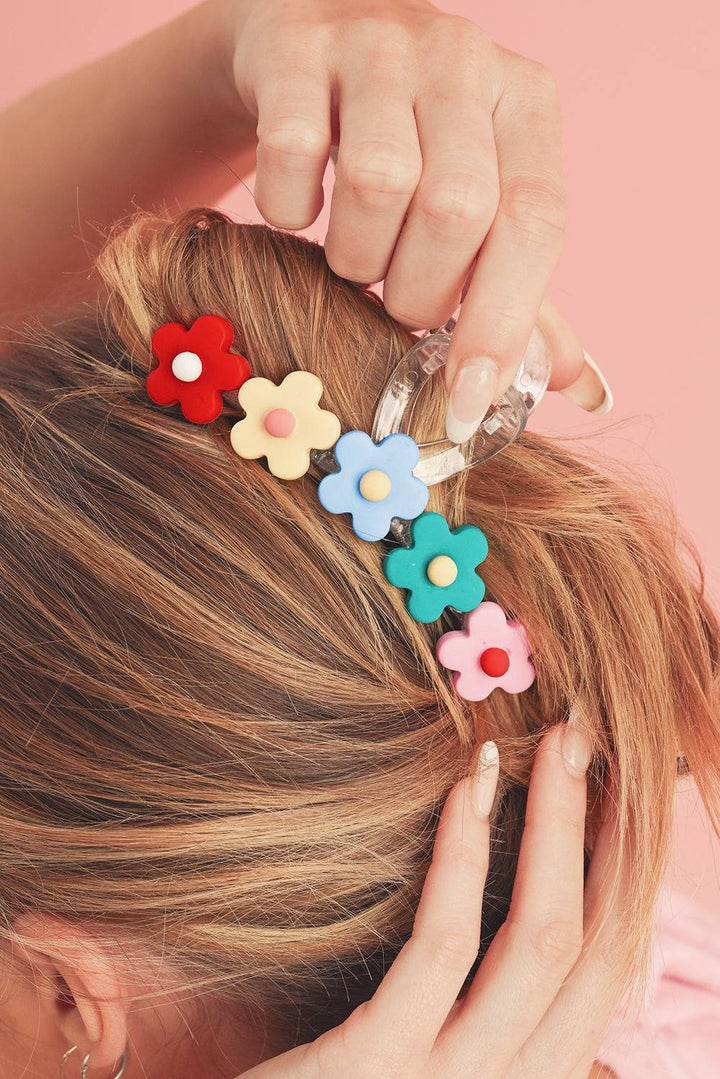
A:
1,209,718,1046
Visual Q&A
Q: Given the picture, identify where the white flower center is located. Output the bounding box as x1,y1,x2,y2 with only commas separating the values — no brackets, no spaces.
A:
172,351,203,382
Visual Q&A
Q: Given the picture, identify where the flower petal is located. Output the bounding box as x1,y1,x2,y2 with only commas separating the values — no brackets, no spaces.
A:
179,384,225,424
382,544,418,589
444,572,486,614
151,322,188,361
187,314,235,351
146,365,182,407
382,432,421,471
317,470,348,511
229,416,268,461
453,667,496,702
265,440,313,482
280,370,324,407
308,407,342,451
334,430,372,470
411,511,448,547
499,654,536,694
454,524,489,568
435,628,471,671
394,474,429,522
350,505,394,543
238,377,279,413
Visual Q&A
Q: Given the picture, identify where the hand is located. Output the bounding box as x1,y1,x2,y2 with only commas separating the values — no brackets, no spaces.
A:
223,0,612,443
237,726,628,1078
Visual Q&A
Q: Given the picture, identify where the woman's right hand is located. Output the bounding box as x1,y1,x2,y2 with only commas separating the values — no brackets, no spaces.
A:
223,0,613,438
240,724,626,1078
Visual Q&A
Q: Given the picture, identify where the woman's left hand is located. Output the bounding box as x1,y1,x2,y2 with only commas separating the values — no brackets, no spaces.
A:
236,726,629,1078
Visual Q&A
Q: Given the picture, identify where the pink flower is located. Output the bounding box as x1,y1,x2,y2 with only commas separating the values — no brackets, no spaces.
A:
436,601,535,702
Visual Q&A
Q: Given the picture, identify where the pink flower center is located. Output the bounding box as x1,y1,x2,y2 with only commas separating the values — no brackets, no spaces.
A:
264,408,296,438
479,647,510,678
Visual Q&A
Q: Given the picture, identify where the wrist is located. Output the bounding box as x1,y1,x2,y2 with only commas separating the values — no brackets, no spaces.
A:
200,0,257,127
169,0,256,137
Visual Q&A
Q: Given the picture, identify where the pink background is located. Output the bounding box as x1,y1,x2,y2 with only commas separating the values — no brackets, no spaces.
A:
2,2,719,910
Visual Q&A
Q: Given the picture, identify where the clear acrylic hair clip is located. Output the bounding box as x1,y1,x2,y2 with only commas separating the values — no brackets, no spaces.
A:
371,315,551,486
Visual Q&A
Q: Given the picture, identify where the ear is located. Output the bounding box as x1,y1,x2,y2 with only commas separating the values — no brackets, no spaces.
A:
12,911,129,1070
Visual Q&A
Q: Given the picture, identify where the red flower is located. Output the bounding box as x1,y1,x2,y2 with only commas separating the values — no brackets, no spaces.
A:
147,315,251,424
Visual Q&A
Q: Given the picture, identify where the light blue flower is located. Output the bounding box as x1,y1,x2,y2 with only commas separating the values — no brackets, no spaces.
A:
317,431,429,542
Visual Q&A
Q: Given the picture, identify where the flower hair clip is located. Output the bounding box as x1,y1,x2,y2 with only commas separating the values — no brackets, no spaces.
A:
145,313,548,702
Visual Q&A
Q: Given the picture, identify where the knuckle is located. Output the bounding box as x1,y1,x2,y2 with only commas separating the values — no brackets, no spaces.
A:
528,58,561,101
325,253,384,285
440,837,490,875
341,144,422,202
500,178,567,243
429,13,492,55
257,119,329,161
471,301,523,351
421,928,479,975
512,55,560,101
417,173,499,234
531,919,583,975
341,14,411,51
381,293,434,329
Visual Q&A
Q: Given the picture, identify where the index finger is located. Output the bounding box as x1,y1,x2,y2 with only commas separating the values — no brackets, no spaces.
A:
441,722,591,1069
444,57,566,444
356,741,500,1061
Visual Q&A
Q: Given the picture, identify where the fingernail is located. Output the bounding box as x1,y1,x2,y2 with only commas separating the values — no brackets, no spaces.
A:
561,712,593,778
445,356,500,445
560,349,614,414
471,740,500,818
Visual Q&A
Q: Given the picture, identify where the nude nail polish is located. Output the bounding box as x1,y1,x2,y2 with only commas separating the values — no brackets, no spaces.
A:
471,740,500,818
560,349,614,415
445,356,500,445
561,716,593,778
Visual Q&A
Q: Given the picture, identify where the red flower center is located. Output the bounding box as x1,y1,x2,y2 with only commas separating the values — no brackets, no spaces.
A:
479,647,510,678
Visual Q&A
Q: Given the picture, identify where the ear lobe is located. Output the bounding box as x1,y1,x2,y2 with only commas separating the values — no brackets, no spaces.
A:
12,911,129,1070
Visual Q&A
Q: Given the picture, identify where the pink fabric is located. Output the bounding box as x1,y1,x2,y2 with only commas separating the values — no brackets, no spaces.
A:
598,888,720,1077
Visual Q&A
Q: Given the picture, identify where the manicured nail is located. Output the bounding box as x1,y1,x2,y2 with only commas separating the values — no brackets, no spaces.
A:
560,349,614,414
471,740,500,818
561,714,593,778
445,356,500,445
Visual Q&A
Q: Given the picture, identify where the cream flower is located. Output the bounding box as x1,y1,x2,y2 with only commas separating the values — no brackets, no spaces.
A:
230,371,341,481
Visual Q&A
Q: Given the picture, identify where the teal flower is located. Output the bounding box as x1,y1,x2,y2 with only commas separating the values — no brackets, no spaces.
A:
383,512,489,623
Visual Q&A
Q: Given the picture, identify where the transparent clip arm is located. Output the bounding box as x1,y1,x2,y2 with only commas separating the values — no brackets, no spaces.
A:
371,316,551,486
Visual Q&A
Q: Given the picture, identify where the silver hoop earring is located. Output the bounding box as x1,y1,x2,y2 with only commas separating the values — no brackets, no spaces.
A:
59,1044,128,1079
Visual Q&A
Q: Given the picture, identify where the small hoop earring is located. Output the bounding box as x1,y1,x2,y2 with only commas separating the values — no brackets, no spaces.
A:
81,1051,127,1079
59,1045,128,1079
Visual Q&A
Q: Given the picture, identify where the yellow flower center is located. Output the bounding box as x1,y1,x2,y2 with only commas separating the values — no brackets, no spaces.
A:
359,469,392,502
426,555,458,588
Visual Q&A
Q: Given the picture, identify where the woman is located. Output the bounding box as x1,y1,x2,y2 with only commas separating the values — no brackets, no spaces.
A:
1,207,718,1076
1,3,716,1078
